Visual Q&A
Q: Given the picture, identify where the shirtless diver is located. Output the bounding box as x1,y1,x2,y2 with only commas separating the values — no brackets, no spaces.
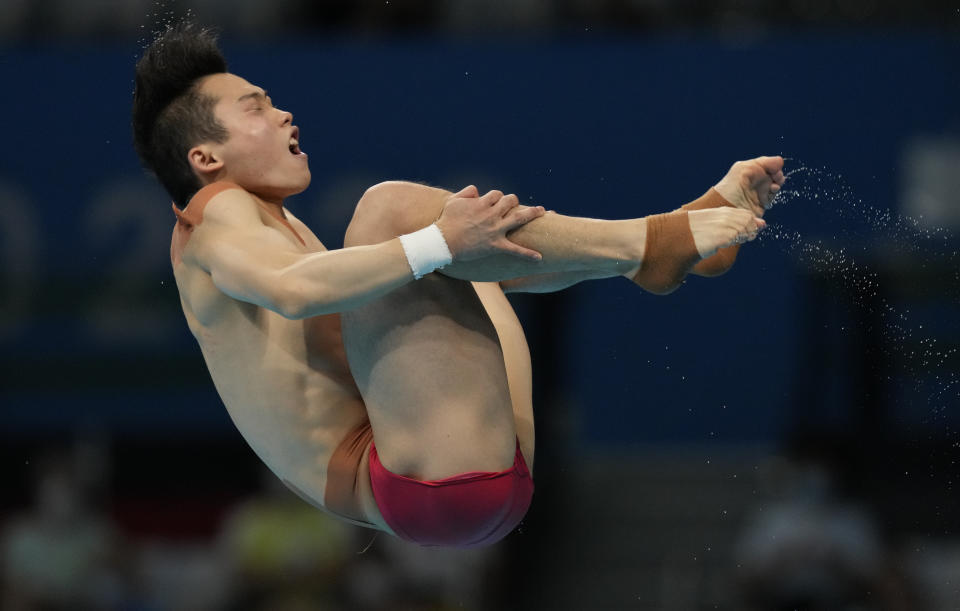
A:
132,22,784,548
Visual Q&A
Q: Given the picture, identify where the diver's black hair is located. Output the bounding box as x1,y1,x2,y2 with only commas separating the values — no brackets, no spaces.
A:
132,21,229,207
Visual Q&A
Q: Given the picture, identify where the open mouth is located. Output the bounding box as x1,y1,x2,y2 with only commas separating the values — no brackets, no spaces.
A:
288,127,305,157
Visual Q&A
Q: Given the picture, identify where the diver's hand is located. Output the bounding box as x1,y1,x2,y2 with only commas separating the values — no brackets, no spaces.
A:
713,156,786,217
436,186,545,261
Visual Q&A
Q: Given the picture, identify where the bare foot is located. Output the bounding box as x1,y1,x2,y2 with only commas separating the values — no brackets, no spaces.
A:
688,207,766,259
713,156,786,217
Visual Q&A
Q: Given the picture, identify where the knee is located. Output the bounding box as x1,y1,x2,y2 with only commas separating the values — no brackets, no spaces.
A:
345,181,447,247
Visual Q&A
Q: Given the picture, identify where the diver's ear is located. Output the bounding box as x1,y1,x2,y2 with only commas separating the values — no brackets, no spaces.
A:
188,144,225,178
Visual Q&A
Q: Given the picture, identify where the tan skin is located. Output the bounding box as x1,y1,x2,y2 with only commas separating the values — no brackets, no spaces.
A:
174,71,785,533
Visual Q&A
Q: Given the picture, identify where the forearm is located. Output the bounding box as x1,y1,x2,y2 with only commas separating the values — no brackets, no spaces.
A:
249,239,413,319
442,210,647,282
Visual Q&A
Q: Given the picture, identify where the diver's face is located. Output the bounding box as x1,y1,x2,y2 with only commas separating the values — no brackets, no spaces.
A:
197,72,310,201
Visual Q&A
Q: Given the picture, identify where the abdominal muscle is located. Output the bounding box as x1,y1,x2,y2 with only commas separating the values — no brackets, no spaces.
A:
179,274,370,502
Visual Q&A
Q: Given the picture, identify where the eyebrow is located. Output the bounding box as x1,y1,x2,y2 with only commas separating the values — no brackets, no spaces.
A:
237,90,269,103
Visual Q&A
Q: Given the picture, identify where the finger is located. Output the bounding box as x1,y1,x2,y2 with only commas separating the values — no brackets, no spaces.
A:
453,185,479,199
496,238,543,261
504,205,546,229
772,170,785,185
479,190,504,206
493,193,521,216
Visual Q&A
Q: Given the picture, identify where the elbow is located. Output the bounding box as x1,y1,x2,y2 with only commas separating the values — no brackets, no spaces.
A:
274,296,307,320
272,280,342,319
272,284,315,320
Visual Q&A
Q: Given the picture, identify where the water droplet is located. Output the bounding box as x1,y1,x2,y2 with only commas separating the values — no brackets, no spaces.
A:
761,160,958,420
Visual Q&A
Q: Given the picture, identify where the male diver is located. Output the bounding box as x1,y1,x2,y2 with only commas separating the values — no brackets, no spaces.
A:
132,22,784,547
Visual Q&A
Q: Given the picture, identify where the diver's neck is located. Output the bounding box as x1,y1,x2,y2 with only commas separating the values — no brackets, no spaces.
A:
251,193,287,218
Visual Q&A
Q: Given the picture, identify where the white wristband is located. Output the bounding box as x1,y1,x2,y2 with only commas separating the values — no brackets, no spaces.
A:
398,223,453,280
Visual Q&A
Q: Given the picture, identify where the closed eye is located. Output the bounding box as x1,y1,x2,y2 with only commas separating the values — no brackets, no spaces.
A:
238,90,273,110
249,99,274,113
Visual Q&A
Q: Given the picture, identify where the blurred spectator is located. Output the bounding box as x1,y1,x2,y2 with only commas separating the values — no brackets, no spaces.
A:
1,444,129,611
901,135,960,231
341,534,500,610
733,459,922,611
216,468,353,610
215,467,504,610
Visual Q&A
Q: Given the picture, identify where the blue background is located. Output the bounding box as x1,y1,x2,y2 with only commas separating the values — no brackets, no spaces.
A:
1,31,958,445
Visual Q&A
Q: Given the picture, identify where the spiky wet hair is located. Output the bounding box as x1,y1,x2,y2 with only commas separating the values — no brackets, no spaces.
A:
132,21,230,207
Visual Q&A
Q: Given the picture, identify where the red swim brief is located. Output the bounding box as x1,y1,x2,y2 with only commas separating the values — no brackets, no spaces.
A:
368,439,534,548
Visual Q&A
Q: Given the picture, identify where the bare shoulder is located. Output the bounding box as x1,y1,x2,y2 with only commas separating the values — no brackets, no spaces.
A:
199,184,263,228
174,186,256,268
187,186,295,262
